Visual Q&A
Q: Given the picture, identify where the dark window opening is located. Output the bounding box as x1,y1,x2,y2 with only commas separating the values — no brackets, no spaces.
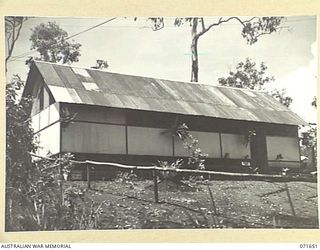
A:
31,85,54,116
39,86,44,111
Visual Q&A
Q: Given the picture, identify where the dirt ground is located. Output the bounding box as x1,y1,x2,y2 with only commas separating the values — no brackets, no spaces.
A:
66,178,319,229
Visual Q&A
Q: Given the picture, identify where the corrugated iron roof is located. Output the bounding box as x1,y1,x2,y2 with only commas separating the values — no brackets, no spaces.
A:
29,61,307,126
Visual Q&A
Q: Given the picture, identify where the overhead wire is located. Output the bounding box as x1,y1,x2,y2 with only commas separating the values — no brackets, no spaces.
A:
19,17,317,28
8,16,315,63
8,17,117,62
66,17,117,40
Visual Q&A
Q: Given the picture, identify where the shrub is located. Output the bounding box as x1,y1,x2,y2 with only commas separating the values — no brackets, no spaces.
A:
6,76,104,231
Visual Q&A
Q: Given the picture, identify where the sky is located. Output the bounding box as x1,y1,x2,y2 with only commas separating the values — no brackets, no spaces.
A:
6,16,317,123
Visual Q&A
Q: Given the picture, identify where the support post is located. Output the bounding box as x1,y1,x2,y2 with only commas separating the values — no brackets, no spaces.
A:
285,183,296,218
87,163,91,190
311,145,316,169
153,169,159,203
59,154,63,205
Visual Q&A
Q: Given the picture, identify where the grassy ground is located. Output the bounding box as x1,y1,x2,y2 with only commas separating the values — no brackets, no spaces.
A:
66,178,318,229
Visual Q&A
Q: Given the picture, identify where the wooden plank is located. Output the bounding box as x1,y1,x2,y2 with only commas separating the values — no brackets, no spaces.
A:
86,164,91,189
153,169,159,203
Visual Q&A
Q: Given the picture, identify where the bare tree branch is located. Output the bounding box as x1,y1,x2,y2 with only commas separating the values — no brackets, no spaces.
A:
13,22,23,44
252,26,288,40
7,35,11,55
5,18,14,26
197,16,253,38
200,18,205,32
5,17,26,63
148,16,284,82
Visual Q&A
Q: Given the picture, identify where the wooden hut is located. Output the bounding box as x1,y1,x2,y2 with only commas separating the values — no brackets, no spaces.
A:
23,61,307,179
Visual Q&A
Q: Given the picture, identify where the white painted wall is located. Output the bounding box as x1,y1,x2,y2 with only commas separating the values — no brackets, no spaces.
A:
32,103,61,156
37,122,61,156
31,103,60,133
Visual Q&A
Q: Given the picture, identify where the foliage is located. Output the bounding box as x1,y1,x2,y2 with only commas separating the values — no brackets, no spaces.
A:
30,22,81,64
157,122,207,184
149,17,284,82
301,125,317,169
218,58,275,90
244,130,256,147
116,170,138,189
148,17,165,31
302,126,317,147
26,154,72,230
311,96,317,108
269,88,293,107
174,123,208,170
5,17,27,67
151,17,284,44
62,184,104,230
159,121,207,171
218,58,293,108
60,106,78,128
91,59,109,70
158,159,184,180
6,75,37,231
6,77,103,231
240,17,283,45
6,75,35,193
8,154,104,230
300,100,317,169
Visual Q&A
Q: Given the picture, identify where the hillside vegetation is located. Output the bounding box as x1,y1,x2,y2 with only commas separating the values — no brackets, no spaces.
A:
65,179,318,229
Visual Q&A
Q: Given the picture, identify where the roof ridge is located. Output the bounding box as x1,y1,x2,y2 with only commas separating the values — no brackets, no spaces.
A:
33,60,267,93
30,60,308,126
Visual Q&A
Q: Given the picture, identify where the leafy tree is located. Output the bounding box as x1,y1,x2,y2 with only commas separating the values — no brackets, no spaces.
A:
6,22,102,231
6,75,37,230
218,58,274,90
91,59,109,70
301,125,317,170
6,75,36,196
168,122,207,170
300,98,317,170
269,88,293,108
311,96,317,108
149,17,284,82
218,58,293,108
6,76,103,231
5,17,27,71
30,22,81,64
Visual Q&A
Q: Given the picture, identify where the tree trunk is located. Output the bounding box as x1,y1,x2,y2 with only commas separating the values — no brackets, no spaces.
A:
190,18,199,82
